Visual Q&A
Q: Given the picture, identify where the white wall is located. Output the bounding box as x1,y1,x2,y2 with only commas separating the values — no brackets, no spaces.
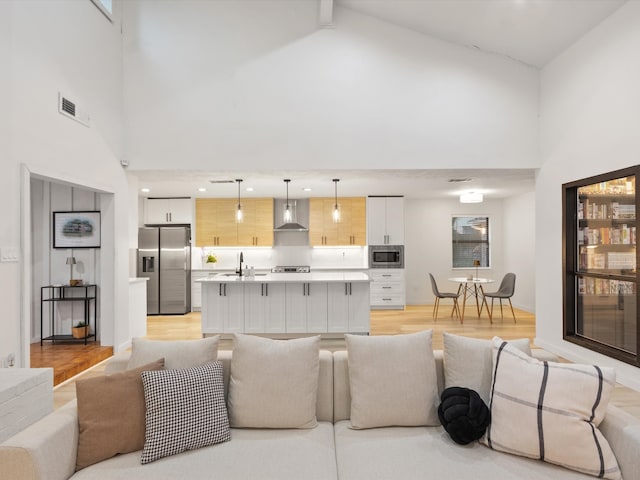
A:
122,1,539,171
537,2,640,389
503,191,535,312
1,0,131,365
405,198,507,305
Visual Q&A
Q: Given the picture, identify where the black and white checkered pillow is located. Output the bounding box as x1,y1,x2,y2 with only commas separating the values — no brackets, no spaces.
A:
482,338,621,479
140,361,230,464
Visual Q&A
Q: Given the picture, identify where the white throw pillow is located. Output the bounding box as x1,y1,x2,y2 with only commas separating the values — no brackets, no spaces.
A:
228,334,320,429
140,361,230,464
346,330,440,429
128,336,219,370
482,337,620,480
443,332,531,405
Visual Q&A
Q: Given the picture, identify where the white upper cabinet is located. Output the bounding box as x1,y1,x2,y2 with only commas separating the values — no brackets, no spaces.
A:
144,198,192,225
367,197,404,245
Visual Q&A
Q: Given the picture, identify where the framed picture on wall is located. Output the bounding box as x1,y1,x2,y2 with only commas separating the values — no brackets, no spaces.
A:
53,211,101,248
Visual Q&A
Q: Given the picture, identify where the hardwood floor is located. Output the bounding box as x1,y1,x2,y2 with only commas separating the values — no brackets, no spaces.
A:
31,342,113,386
46,304,640,418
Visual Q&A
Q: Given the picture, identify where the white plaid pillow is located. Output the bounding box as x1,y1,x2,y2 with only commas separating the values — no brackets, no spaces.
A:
482,337,621,480
140,361,230,464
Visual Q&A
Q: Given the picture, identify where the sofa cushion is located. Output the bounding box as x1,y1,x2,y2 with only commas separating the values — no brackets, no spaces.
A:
70,423,338,480
345,331,439,429
75,358,165,470
140,361,230,464
228,334,320,429
333,420,597,480
128,336,219,370
443,332,531,405
483,338,620,480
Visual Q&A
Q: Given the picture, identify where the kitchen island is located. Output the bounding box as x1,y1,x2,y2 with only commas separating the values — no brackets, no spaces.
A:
197,272,371,336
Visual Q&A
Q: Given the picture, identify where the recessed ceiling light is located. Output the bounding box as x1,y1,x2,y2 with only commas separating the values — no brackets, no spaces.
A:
198,187,206,192
141,188,150,193
303,187,312,192
246,187,254,192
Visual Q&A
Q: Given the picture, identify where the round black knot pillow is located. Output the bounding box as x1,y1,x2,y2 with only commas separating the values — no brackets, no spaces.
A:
437,386,491,445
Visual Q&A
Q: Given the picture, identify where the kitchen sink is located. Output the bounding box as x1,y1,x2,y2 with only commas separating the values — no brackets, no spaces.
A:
219,273,267,277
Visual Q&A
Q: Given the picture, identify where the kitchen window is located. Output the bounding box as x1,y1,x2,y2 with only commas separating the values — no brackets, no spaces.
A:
452,216,490,268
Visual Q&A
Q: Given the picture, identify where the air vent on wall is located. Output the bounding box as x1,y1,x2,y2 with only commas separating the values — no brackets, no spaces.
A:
58,92,90,127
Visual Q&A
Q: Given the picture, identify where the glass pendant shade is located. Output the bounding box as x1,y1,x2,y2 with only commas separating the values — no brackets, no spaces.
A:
332,178,341,223
236,179,243,223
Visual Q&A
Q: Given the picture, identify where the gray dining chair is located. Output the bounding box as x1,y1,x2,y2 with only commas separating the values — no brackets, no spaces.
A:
482,273,517,323
429,273,461,321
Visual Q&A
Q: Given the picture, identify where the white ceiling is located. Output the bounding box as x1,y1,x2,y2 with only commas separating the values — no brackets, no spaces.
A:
336,0,626,68
133,169,536,200
132,0,624,201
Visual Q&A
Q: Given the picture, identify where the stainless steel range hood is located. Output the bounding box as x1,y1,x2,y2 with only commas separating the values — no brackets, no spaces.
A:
274,198,309,231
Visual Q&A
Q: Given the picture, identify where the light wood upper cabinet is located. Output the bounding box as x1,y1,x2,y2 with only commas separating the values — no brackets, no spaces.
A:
237,198,273,246
196,198,273,247
309,197,366,246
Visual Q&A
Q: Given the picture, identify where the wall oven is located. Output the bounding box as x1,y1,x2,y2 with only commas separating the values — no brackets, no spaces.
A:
369,245,404,269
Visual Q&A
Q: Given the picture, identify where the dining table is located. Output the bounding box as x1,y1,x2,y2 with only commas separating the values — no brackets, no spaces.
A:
447,277,495,323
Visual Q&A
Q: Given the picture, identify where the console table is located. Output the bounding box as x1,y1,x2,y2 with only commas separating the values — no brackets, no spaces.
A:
40,284,97,345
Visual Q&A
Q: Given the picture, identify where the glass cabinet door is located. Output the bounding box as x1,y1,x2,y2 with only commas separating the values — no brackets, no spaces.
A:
564,167,639,364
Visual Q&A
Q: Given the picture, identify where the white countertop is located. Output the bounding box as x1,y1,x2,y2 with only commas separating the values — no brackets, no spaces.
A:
197,272,370,283
129,277,149,284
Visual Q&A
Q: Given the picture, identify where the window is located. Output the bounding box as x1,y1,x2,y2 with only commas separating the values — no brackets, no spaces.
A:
452,216,490,268
91,0,113,21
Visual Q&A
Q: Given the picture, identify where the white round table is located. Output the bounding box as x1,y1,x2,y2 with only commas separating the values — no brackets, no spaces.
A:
448,277,495,323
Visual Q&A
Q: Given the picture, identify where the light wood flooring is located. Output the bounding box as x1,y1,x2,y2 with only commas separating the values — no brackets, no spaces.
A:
47,304,640,418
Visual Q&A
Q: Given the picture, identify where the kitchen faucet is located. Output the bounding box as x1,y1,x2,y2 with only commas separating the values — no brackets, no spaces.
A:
237,251,244,276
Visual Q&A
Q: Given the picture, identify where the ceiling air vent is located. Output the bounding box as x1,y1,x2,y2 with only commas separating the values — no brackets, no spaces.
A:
209,179,235,184
448,178,472,183
58,92,90,127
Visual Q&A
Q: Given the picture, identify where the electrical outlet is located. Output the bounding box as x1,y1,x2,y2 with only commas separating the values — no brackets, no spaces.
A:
0,247,19,262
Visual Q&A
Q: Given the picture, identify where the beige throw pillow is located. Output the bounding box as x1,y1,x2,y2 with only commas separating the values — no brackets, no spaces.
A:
228,334,320,428
75,358,165,470
346,330,440,429
482,337,620,479
443,332,531,405
127,336,219,370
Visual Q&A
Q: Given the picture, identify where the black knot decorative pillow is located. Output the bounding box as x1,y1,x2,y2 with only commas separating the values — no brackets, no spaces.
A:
437,386,490,445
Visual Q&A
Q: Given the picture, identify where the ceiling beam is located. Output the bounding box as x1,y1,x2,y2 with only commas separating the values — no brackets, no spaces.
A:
319,0,334,28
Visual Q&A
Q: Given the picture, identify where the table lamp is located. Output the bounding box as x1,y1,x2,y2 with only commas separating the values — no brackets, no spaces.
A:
473,259,481,279
66,256,76,285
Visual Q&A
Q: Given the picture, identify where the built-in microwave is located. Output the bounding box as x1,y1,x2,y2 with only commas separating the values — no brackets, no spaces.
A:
369,245,404,269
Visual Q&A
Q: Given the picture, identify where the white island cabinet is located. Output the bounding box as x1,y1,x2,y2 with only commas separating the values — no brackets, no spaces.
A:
198,272,370,335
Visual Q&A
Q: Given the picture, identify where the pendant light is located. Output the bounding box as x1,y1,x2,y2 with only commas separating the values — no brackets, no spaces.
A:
235,179,243,223
332,178,340,223
283,179,292,223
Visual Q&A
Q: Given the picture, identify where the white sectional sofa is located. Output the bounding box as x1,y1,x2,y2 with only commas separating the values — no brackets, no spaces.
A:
2,346,640,480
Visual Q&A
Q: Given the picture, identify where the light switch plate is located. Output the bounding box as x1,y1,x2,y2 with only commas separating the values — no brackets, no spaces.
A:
0,247,19,262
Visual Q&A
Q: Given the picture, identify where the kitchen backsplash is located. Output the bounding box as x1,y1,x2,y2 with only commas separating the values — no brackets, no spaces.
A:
193,246,368,270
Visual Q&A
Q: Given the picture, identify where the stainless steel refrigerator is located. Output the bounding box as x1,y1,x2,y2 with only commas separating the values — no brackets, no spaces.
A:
137,226,191,315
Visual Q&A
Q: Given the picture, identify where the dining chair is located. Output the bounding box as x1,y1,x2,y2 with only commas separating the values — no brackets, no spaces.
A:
482,273,516,323
429,273,461,321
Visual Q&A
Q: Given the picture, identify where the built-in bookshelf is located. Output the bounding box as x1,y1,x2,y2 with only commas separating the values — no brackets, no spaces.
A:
563,166,639,366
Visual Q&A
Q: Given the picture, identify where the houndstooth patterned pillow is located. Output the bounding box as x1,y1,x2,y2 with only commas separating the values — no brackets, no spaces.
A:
140,361,230,464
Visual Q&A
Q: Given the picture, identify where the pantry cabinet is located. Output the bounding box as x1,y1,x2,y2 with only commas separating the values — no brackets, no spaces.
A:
367,196,404,245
